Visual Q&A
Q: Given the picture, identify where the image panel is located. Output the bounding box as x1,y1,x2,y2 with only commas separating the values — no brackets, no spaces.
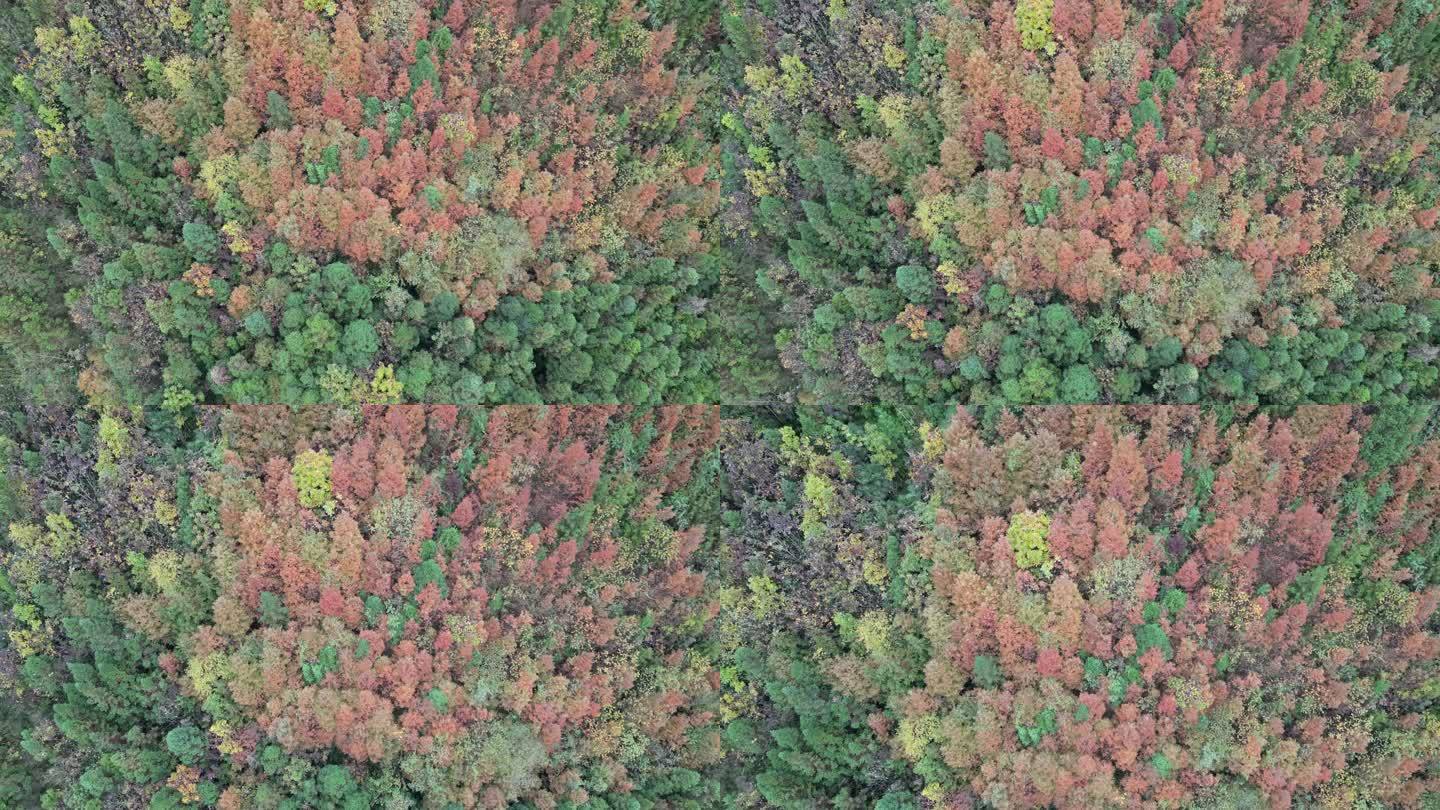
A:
0,0,761,409
0,405,733,807
715,404,1440,807
721,0,1440,410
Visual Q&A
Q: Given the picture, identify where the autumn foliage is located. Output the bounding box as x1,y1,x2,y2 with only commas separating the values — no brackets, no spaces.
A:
0,0,729,408
204,0,716,302
793,405,1440,807
31,405,721,808
3,400,1439,807
728,0,1440,407
2,0,1440,806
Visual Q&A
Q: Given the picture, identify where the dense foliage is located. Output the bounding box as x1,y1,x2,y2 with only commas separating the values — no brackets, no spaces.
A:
716,404,1440,808
1,405,728,808
725,0,1440,413
2,403,1437,807
3,0,1440,807
4,0,1437,410
1,0,739,410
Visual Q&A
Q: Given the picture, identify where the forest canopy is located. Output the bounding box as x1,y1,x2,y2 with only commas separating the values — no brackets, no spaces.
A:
725,0,1440,415
1,0,1439,807
2,403,1436,807
2,0,1437,412
1,405,728,808
716,403,1440,808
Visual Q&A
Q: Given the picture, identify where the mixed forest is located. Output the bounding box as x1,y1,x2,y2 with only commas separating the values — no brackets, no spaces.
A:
3,403,1438,807
0,0,1438,807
